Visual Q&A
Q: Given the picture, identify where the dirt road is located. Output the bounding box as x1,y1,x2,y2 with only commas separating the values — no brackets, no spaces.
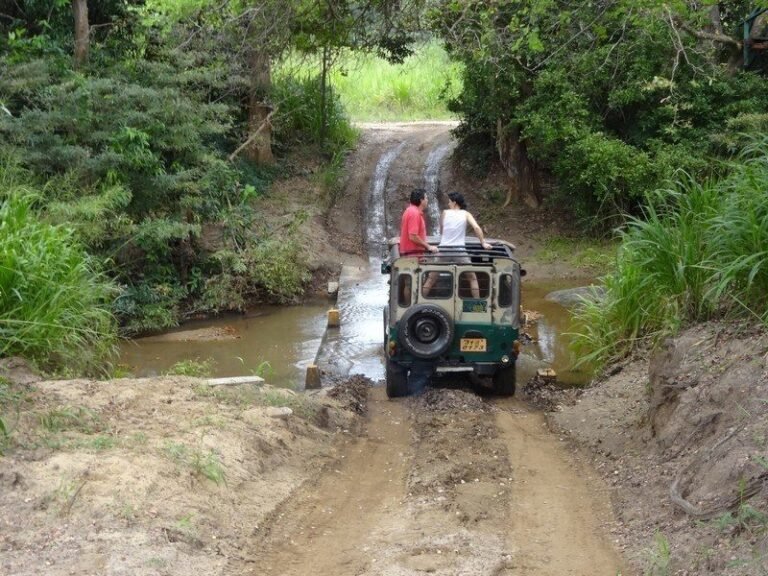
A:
244,123,628,575
247,388,625,575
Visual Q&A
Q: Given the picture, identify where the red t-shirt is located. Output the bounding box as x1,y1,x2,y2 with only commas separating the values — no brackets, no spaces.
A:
399,204,426,255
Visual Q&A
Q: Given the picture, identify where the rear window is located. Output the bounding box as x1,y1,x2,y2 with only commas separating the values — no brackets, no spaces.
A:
421,271,453,299
458,271,490,299
498,274,515,307
397,274,412,307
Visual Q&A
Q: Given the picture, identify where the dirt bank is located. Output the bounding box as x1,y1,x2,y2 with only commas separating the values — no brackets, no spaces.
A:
0,373,365,576
550,322,768,575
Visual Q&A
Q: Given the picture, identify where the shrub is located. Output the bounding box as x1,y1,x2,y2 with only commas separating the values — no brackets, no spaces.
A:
572,139,768,368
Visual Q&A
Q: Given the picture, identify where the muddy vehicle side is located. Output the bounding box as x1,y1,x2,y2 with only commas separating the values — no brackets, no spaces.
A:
382,236,524,398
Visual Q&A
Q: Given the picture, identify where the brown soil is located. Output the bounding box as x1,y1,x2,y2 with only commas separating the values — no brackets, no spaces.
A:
4,123,764,576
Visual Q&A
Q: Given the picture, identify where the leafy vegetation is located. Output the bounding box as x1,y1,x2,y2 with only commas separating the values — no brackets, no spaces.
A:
572,138,768,368
429,1,768,229
0,0,395,369
0,172,117,372
165,358,216,378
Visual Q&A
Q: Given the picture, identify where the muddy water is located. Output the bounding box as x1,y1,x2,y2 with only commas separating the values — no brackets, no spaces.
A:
119,302,328,384
520,277,597,386
119,274,593,388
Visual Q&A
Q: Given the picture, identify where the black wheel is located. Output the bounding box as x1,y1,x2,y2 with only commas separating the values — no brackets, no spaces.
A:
492,365,516,396
386,359,409,398
398,304,454,359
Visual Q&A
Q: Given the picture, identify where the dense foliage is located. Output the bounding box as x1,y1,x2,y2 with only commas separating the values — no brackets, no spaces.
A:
429,0,768,228
0,1,378,347
572,136,768,368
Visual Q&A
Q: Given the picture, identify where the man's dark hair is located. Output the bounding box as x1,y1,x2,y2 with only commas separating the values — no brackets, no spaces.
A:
409,188,426,206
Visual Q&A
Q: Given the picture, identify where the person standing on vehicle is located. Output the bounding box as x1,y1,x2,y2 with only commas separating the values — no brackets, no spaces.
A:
399,188,438,255
423,191,493,298
439,192,492,252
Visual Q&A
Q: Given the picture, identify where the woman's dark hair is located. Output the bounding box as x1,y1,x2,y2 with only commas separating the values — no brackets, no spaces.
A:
447,192,467,210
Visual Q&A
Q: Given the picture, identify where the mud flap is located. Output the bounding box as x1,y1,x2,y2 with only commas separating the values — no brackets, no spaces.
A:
408,362,434,395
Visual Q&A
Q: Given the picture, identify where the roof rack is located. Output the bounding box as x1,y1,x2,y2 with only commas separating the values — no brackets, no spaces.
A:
386,236,516,262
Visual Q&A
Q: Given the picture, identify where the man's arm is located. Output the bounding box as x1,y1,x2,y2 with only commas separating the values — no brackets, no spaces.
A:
410,233,438,252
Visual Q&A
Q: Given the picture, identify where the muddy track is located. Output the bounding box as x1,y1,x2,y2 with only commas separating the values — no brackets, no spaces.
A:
240,123,629,575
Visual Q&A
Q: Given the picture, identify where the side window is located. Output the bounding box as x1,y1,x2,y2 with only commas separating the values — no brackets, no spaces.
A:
421,271,453,299
498,274,515,307
458,271,490,299
397,274,412,307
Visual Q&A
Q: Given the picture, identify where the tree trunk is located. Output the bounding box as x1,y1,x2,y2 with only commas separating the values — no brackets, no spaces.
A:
496,119,540,209
72,0,89,69
246,50,275,165
320,46,329,148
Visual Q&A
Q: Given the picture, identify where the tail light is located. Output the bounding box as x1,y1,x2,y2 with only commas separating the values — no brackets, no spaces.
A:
388,341,397,356
512,340,521,356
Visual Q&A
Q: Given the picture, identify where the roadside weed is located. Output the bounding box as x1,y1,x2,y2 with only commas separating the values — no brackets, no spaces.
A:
162,441,226,486
644,531,671,576
257,388,317,420
165,358,215,378
572,140,768,368
38,406,100,433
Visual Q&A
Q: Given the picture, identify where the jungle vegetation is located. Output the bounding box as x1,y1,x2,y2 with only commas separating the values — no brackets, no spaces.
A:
2,0,768,372
0,0,421,371
426,0,768,364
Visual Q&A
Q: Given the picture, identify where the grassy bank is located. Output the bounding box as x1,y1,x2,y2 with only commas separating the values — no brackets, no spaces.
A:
0,170,117,374
572,138,768,368
277,41,462,122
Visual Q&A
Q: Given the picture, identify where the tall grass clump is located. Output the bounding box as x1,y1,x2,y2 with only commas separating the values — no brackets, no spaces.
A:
572,137,768,369
0,168,117,373
271,74,359,154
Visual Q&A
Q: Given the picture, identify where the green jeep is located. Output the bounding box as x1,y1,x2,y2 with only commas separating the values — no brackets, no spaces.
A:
381,236,525,398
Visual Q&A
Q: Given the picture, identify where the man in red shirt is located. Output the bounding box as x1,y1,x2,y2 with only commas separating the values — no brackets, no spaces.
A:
399,188,438,255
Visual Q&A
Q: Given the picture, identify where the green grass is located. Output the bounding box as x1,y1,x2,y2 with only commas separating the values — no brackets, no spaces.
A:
277,41,463,122
163,441,226,485
0,162,118,374
535,237,617,273
571,138,768,369
165,358,215,378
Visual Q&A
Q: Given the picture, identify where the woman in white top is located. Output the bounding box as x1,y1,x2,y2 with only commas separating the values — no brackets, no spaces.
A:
423,192,493,298
439,192,493,252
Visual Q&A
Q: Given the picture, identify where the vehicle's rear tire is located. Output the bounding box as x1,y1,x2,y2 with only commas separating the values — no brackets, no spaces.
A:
386,360,409,398
492,365,516,396
398,304,454,359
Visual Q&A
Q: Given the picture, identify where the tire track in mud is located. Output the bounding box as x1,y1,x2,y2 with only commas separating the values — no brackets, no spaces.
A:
250,388,411,576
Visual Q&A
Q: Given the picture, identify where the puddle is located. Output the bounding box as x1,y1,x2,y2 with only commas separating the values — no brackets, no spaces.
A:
119,302,329,386
520,277,598,386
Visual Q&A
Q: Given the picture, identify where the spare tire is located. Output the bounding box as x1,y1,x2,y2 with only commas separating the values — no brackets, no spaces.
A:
398,304,454,359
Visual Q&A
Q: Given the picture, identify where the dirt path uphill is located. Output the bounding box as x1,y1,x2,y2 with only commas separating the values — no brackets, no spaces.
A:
243,123,629,575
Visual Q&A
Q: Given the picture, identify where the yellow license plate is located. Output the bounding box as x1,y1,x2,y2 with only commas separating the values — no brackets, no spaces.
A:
460,338,487,352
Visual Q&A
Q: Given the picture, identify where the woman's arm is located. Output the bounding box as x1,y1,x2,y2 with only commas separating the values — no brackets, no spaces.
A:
466,212,492,250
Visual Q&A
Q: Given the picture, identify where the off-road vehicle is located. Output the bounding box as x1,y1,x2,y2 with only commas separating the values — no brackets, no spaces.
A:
381,237,525,398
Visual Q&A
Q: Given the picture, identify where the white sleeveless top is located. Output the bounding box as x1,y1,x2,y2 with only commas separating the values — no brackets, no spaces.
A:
440,210,468,246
